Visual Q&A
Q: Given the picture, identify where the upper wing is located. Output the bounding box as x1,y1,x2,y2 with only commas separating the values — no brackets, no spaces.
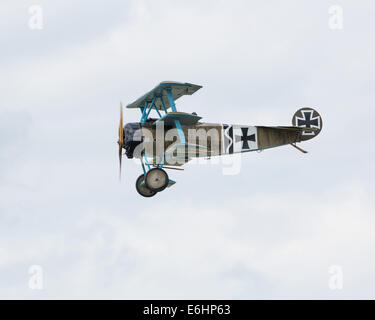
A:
126,81,202,110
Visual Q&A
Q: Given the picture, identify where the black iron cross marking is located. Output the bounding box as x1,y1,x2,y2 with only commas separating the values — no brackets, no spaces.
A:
297,111,320,128
236,127,255,149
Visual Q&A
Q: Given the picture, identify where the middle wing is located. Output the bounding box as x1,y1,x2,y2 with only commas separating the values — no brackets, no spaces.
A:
153,112,202,126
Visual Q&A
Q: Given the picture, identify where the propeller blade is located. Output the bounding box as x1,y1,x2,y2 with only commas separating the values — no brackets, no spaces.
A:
118,103,125,180
119,102,124,145
119,144,122,179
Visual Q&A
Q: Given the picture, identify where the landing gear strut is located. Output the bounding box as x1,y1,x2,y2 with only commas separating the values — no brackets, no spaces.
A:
135,151,172,197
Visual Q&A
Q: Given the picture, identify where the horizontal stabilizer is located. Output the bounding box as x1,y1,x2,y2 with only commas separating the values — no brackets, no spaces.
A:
257,126,319,132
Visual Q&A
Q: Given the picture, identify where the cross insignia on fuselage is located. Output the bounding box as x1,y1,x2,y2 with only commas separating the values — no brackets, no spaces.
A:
235,127,256,150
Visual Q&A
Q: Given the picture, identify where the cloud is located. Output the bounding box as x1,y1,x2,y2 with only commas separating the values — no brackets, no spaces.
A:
1,181,373,299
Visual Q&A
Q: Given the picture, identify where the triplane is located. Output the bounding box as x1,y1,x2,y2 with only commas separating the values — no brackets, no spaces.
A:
117,81,322,197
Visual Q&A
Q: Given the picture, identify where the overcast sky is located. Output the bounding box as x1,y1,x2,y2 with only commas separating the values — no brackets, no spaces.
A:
1,0,374,299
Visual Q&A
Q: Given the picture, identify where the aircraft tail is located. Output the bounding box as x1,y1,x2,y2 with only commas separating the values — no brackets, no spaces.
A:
292,107,323,141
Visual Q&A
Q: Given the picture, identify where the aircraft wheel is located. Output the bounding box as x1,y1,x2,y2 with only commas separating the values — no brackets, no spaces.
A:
136,174,157,198
145,168,169,192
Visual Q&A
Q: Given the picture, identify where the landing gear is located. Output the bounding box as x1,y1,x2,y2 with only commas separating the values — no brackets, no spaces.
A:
145,168,169,192
136,174,157,198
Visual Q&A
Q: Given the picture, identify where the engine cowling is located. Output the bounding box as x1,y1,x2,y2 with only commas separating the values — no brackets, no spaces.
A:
124,122,143,158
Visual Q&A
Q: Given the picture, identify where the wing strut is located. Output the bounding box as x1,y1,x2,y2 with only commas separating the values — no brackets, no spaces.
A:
166,88,186,143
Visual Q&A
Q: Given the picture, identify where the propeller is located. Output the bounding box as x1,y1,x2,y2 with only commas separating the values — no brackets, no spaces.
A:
118,103,125,180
